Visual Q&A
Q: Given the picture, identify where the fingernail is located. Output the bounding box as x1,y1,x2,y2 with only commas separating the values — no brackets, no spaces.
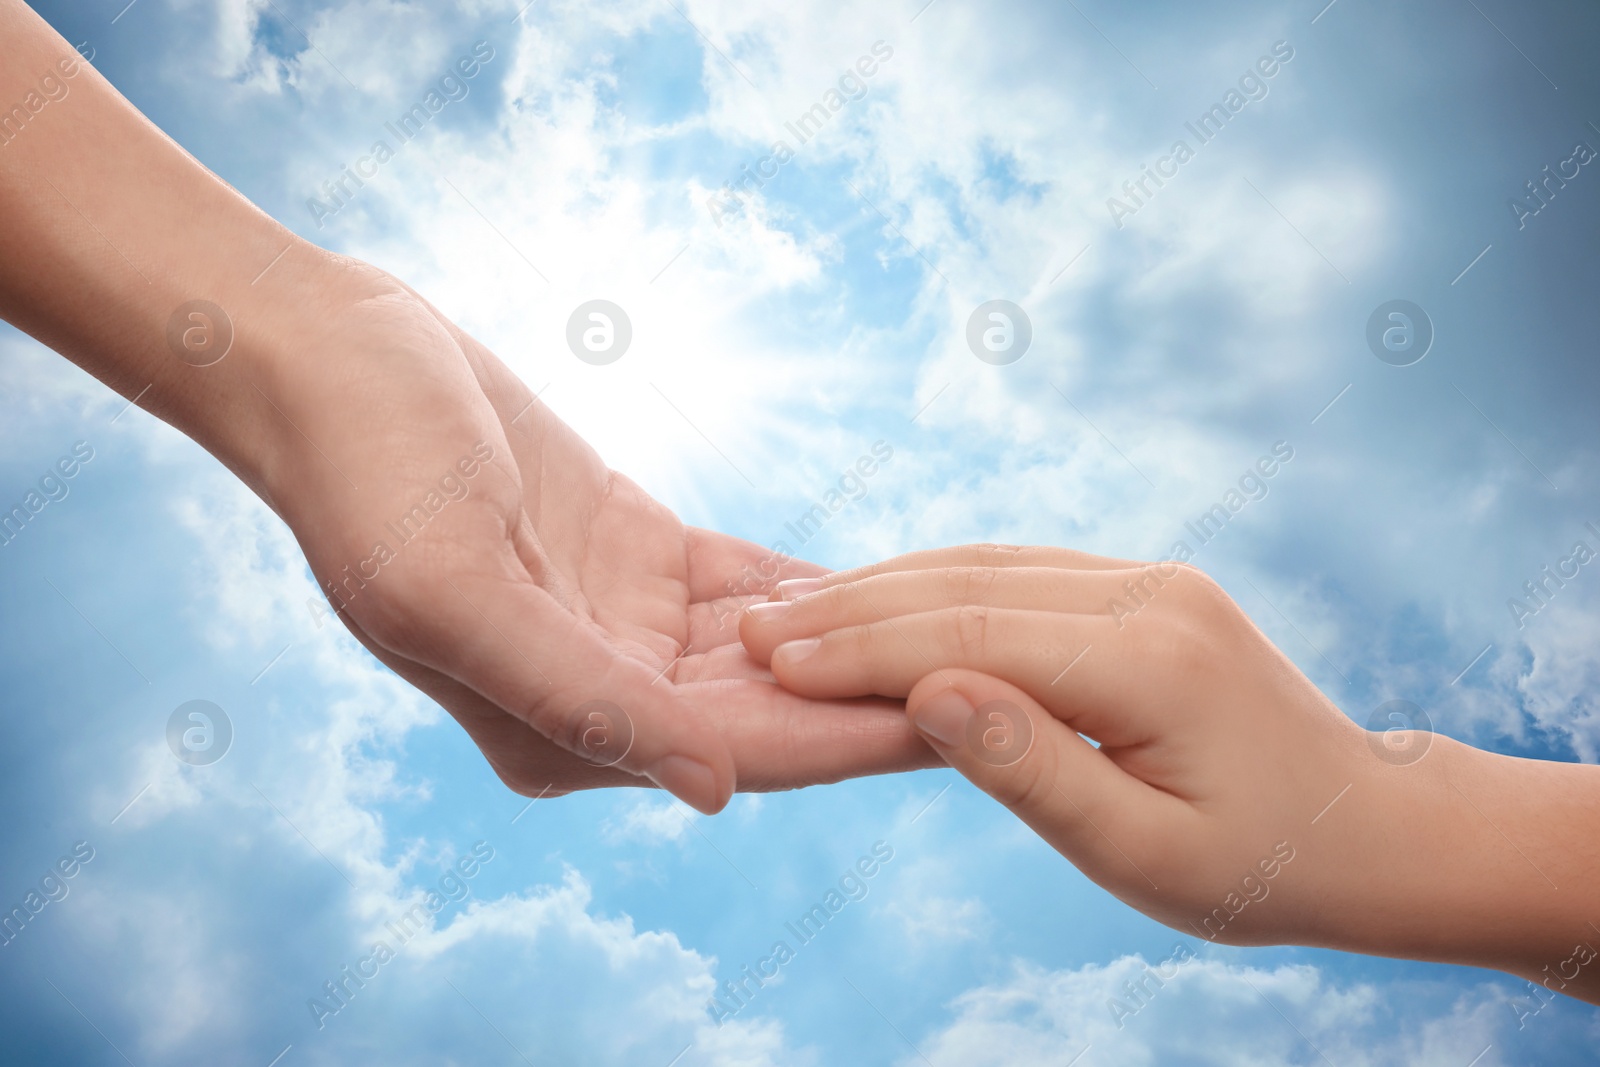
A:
915,690,974,748
775,578,825,601
773,637,822,665
745,601,792,621
645,755,722,815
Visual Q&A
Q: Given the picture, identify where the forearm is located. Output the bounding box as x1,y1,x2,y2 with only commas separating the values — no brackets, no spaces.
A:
0,0,334,490
1329,736,1600,1001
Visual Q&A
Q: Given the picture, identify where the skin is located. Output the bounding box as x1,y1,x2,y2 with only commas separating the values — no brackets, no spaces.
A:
0,2,933,813
741,545,1600,1005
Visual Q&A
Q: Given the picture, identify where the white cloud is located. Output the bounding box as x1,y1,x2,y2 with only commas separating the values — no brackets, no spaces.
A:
914,954,1510,1067
882,893,987,944
0,335,113,435
603,794,697,845
50,422,802,1065
1509,601,1600,761
9,3,1597,1064
199,0,270,86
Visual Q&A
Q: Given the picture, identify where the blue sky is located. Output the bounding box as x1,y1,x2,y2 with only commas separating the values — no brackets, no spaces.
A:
3,0,1600,1062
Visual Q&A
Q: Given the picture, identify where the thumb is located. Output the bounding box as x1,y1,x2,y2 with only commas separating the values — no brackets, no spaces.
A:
906,669,1161,894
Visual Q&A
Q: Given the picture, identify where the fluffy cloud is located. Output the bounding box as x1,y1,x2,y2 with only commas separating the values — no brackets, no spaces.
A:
1508,602,1600,761
604,795,698,845
913,954,1511,1067
29,418,802,1066
6,1,1599,1065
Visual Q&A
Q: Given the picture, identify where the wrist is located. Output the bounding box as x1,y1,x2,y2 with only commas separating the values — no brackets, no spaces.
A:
153,242,404,504
0,5,404,505
1312,734,1599,999
1430,739,1600,999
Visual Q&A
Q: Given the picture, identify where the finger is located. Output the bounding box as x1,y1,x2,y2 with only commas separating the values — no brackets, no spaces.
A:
770,543,1143,601
689,593,764,650
710,691,940,790
741,565,1174,663
906,669,1182,900
345,619,640,796
357,610,936,797
765,606,1161,746
351,533,736,814
685,526,829,603
670,644,939,789
685,527,829,645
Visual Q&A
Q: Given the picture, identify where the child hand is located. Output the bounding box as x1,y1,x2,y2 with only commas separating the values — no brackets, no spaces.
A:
740,545,1600,1001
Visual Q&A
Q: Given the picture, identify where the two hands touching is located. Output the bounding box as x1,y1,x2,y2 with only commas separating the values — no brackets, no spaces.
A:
3,0,1596,1010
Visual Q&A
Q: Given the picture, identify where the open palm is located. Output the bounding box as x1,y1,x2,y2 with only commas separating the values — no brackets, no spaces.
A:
251,257,931,809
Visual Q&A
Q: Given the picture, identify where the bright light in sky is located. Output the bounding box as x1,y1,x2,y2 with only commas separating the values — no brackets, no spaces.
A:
3,0,1599,1063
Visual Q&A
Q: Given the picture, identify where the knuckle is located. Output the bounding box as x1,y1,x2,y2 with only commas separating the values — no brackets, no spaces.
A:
848,620,878,661
951,604,993,659
971,542,1023,568
1161,563,1234,620
988,754,1053,812
943,566,997,605
982,721,1057,811
1146,603,1222,681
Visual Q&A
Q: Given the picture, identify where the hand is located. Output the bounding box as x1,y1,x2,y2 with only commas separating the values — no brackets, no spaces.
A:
241,255,934,810
740,545,1600,999
0,3,931,814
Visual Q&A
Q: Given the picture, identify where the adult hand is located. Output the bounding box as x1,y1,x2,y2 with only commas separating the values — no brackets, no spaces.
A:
254,260,934,809
741,545,1600,1001
0,1,932,813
